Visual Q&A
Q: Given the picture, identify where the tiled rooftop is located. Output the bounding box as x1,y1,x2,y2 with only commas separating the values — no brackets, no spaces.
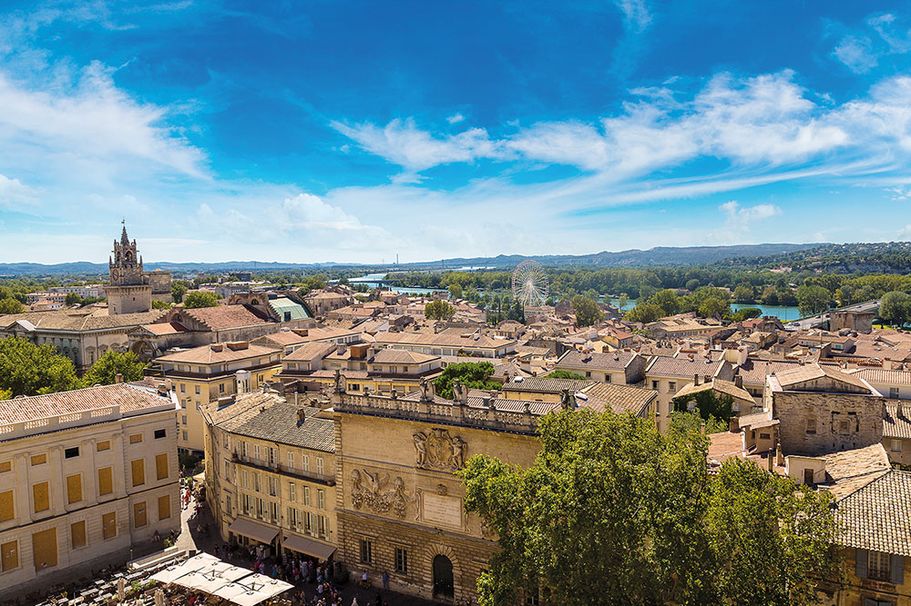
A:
836,470,911,557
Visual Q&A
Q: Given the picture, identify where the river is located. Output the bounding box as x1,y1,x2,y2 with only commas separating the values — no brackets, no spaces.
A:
608,298,801,321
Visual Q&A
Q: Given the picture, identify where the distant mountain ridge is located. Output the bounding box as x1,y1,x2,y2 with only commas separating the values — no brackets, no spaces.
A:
0,243,823,276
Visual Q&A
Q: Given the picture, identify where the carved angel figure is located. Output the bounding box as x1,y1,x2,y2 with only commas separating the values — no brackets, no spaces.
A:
413,432,428,467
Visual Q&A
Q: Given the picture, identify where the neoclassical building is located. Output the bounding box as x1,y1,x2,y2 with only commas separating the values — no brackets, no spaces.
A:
331,383,547,603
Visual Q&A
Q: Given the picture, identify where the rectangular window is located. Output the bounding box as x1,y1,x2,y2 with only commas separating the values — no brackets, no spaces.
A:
180,383,186,393
0,461,10,473
71,520,87,549
317,515,327,537
32,482,50,513
195,385,200,395
359,539,373,564
270,501,279,523
1,540,18,572
225,495,232,517
0,490,13,522
316,458,324,475
31,454,47,466
268,448,276,466
154,429,166,439
805,419,816,435
889,387,900,398
131,459,145,487
302,454,310,471
32,528,57,570
64,447,80,459
256,498,264,518
317,489,325,510
98,467,114,496
289,483,296,502
305,511,313,533
102,512,117,540
96,441,111,452
155,453,169,480
287,452,294,470
158,495,171,521
892,439,903,453
668,381,676,393
181,415,187,425
129,434,143,444
182,431,188,441
289,507,299,529
395,547,408,574
867,550,892,581
303,486,311,506
133,502,147,528
66,474,82,504
254,474,261,493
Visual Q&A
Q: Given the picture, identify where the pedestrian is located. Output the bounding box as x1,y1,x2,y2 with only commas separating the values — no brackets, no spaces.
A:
381,571,389,592
351,598,359,606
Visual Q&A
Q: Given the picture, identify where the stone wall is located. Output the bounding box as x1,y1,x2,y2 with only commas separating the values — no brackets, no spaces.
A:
773,392,884,455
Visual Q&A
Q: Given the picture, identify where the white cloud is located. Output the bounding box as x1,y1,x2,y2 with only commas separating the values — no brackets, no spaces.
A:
613,0,651,32
899,224,911,239
0,173,35,207
833,36,878,73
446,113,465,124
709,200,782,243
330,117,503,173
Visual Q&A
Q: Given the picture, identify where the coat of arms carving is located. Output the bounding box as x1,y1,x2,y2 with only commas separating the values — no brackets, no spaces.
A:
413,428,467,471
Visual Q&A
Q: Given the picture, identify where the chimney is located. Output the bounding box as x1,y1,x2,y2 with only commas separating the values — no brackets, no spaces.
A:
296,408,306,425
336,343,346,355
115,373,123,384
897,401,904,419
734,375,743,389
693,373,699,386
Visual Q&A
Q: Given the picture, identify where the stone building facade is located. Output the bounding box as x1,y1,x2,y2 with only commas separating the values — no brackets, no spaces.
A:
0,383,180,601
331,386,542,603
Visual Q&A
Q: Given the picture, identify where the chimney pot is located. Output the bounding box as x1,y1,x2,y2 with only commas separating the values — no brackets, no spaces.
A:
115,373,123,384
297,408,306,425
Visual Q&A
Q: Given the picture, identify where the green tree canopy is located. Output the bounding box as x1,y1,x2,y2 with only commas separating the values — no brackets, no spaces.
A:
571,295,603,327
425,299,455,321
171,282,188,303
183,291,219,309
448,283,463,300
879,291,911,326
0,298,24,314
0,337,81,396
433,362,499,399
625,301,663,324
544,369,586,380
82,350,147,386
796,284,831,316
461,408,839,606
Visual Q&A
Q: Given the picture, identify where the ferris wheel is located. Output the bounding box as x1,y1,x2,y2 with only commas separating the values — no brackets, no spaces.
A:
512,260,549,307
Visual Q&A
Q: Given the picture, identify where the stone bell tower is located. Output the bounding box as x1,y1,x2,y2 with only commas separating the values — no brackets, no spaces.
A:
105,222,152,315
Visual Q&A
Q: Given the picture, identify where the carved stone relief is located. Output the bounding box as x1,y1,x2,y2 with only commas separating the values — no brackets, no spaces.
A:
350,468,412,518
413,428,467,471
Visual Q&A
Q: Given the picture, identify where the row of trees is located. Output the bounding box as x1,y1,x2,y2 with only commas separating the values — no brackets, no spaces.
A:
0,338,146,399
625,286,734,323
460,409,839,606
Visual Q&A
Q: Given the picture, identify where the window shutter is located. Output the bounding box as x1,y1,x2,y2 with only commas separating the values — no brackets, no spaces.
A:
855,548,868,579
892,554,904,585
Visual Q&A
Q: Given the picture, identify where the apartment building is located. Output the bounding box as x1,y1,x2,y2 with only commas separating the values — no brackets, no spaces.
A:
202,391,337,563
157,341,282,455
0,383,179,601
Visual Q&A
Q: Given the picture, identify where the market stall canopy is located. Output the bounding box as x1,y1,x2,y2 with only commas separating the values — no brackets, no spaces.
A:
150,553,219,584
212,575,294,606
282,533,336,561
228,517,280,544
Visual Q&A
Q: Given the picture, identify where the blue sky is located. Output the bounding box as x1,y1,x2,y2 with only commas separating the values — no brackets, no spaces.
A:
1,1,911,264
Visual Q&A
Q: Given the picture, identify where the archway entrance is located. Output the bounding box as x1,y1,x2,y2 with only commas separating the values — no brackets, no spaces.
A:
432,554,454,599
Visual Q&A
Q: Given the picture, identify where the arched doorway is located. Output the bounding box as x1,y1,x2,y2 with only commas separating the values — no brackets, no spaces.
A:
432,554,454,599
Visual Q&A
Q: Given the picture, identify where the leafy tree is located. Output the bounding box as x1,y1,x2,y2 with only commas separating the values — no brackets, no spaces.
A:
183,291,219,309
706,458,839,606
649,289,682,315
697,296,729,319
617,292,629,310
506,299,526,323
0,387,9,400
733,284,754,303
672,390,734,423
544,369,587,380
625,302,663,324
425,299,455,321
0,298,23,314
433,362,499,398
796,284,831,316
297,273,328,295
879,291,911,326
448,283,463,300
171,282,188,303
730,307,762,322
151,299,172,310
0,337,81,396
82,351,147,386
760,285,780,305
461,408,840,606
685,278,701,291
571,295,603,327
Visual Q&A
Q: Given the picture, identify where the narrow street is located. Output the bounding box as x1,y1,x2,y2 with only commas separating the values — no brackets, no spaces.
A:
175,488,442,606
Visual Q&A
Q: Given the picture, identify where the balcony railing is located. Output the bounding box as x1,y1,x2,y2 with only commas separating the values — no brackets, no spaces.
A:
232,454,335,486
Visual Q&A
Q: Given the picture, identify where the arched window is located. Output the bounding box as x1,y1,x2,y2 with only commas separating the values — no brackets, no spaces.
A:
432,554,454,598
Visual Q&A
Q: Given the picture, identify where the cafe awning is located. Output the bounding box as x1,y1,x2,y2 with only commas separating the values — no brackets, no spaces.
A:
282,533,336,561
228,517,280,545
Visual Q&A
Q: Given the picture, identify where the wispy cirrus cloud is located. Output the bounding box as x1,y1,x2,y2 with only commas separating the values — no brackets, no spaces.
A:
832,12,911,74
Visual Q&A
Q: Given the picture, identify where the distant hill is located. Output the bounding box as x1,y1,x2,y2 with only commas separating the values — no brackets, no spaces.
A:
0,243,824,277
723,241,911,273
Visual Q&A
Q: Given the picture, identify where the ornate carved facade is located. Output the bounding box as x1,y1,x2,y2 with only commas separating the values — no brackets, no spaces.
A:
105,223,153,315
